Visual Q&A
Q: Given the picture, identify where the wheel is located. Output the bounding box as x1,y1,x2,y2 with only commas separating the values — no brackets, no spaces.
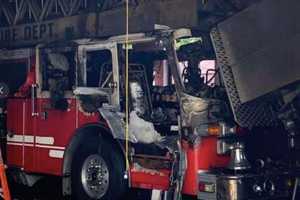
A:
71,136,127,200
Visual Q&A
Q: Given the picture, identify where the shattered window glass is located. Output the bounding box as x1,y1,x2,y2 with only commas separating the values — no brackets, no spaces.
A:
86,50,112,88
41,50,75,91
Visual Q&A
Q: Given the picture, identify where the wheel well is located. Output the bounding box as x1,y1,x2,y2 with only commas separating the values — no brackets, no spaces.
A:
62,123,125,196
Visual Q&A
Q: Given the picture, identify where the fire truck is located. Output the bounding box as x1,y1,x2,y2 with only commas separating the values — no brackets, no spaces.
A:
0,0,299,199
2,28,230,199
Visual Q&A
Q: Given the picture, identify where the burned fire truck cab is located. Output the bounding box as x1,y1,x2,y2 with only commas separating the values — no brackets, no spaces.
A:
1,29,232,199
1,25,298,200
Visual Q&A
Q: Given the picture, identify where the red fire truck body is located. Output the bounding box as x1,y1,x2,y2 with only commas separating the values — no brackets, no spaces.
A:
3,49,98,176
1,31,230,199
7,99,99,175
1,2,299,199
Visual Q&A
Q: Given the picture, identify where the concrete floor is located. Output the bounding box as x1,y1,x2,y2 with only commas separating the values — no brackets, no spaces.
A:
10,177,196,200
11,177,153,200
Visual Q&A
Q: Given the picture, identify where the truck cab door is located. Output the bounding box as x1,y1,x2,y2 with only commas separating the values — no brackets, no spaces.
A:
75,42,120,108
33,47,77,175
4,50,35,171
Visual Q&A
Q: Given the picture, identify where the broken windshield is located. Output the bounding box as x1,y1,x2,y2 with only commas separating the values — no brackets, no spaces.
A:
167,34,220,99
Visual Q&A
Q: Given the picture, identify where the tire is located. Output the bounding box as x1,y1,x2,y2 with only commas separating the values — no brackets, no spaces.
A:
71,136,127,200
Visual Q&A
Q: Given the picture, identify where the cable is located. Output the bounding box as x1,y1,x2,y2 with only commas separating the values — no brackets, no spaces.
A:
292,178,298,200
125,0,130,172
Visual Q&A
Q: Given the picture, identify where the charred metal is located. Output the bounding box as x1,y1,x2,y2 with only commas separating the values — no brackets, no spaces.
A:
0,0,299,200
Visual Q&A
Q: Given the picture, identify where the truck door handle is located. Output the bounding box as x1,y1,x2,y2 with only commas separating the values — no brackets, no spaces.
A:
31,84,39,116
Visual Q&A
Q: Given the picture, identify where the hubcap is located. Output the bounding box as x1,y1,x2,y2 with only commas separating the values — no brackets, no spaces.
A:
81,154,109,199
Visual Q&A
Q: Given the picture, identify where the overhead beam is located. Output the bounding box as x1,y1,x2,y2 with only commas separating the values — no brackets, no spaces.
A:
0,0,199,48
0,0,15,25
27,0,42,22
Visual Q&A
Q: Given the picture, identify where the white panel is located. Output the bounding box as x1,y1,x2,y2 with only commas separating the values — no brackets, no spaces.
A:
151,190,162,200
35,144,65,150
49,150,64,159
35,136,55,145
7,135,34,143
7,142,34,147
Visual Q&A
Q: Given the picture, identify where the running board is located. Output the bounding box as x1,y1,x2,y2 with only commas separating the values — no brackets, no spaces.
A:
130,154,172,191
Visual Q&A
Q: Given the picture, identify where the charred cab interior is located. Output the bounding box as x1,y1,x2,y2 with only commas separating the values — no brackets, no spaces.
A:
74,31,228,139
39,44,76,110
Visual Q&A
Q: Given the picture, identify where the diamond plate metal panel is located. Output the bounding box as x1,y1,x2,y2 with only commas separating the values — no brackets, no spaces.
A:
210,0,300,127
211,27,277,128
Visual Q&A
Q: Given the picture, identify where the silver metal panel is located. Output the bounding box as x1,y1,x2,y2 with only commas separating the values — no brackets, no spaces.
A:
216,0,300,103
211,0,300,127
211,27,278,128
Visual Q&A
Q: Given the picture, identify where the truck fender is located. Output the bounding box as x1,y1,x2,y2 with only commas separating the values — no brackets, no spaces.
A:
61,123,125,197
98,107,137,142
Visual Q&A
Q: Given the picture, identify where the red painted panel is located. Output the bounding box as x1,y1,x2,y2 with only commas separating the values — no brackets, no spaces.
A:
34,148,63,176
182,137,230,195
6,99,34,170
34,98,100,175
6,146,23,167
6,97,101,175
130,168,170,190
130,137,229,195
35,99,77,145
78,111,100,128
34,98,75,175
7,99,24,136
5,59,102,176
23,100,35,172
